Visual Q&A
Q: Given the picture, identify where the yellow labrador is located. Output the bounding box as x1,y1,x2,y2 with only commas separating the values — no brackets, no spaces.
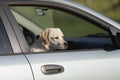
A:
30,28,68,52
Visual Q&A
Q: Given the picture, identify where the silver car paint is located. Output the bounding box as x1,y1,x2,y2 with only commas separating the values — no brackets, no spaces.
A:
0,55,33,80
26,50,120,80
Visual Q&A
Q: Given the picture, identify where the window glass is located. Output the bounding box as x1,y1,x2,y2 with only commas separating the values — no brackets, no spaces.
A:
10,6,113,52
53,10,109,37
0,19,12,54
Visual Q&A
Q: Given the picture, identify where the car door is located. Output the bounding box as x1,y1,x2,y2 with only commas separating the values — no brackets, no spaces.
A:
26,50,120,80
7,0,120,80
0,2,33,80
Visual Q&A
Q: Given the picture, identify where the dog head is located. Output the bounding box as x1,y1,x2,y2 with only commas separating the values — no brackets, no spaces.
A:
40,28,68,50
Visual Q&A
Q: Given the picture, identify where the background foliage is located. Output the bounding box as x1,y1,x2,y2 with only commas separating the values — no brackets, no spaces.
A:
74,0,120,23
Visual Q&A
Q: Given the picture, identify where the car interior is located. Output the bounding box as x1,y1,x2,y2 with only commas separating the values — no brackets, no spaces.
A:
21,27,114,51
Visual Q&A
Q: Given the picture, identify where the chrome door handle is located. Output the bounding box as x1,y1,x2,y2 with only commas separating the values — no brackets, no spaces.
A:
41,65,64,75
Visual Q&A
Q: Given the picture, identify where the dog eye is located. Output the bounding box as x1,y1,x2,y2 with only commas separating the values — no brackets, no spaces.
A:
55,37,59,39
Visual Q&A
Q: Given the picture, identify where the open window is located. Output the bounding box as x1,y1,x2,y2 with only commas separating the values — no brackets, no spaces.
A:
10,5,114,53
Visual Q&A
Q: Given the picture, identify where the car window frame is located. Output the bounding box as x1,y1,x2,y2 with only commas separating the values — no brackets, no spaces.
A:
0,2,24,54
4,0,118,53
1,2,30,53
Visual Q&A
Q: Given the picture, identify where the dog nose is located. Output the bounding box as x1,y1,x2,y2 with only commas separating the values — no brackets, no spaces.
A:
64,42,68,47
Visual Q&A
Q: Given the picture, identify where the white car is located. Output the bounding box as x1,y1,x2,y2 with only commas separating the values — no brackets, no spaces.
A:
0,0,120,80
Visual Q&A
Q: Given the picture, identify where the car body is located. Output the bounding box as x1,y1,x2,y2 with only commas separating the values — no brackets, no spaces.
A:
0,0,120,80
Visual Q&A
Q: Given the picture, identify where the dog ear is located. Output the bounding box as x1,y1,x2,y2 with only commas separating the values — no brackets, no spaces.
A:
40,29,50,47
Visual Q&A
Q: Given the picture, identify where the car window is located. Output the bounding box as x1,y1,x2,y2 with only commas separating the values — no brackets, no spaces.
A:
0,19,13,54
10,6,114,53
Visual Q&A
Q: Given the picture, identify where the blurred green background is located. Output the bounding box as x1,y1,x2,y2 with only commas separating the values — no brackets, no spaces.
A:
74,0,120,23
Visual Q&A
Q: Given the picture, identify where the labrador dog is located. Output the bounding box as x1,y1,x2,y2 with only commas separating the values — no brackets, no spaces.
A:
30,28,68,52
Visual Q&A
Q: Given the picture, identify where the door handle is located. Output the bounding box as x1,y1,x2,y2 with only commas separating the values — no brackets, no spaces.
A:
41,65,64,75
